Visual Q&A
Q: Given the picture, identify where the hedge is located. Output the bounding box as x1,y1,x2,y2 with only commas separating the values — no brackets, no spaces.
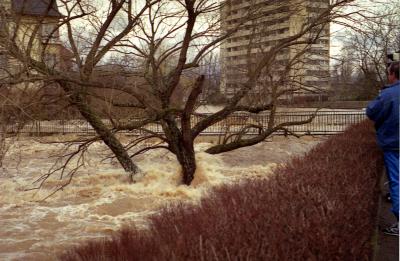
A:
60,121,383,261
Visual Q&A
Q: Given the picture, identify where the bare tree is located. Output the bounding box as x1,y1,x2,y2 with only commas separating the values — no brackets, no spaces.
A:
0,83,33,168
0,0,367,188
0,0,161,182
332,3,400,100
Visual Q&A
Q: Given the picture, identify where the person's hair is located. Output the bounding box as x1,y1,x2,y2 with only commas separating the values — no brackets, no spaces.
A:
388,61,399,80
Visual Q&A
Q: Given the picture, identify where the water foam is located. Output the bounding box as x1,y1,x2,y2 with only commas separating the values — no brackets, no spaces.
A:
0,137,320,260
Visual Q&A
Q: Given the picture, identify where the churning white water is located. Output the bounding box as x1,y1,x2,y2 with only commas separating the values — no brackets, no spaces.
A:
0,135,321,260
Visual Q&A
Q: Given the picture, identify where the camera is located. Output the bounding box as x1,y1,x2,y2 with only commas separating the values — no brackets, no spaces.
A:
387,51,400,67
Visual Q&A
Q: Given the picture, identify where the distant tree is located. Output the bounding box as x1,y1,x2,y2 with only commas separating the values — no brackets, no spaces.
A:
0,84,32,167
333,3,400,100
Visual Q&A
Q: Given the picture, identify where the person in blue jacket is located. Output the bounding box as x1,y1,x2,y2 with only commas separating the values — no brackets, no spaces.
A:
366,60,399,236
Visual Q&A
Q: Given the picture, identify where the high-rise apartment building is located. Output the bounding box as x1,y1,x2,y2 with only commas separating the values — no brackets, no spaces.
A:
220,0,330,101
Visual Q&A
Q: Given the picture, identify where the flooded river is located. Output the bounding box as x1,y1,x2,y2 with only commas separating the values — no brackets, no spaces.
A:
0,135,321,260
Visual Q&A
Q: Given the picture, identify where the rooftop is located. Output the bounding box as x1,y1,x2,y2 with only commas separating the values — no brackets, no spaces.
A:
12,0,62,17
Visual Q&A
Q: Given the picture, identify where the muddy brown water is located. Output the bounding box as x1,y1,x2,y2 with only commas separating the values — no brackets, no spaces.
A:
0,135,322,260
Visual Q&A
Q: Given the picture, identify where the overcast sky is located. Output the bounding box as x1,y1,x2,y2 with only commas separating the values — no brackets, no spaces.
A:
330,0,399,57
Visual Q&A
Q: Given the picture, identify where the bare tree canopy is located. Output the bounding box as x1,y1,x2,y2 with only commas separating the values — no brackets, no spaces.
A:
0,0,377,188
332,2,400,100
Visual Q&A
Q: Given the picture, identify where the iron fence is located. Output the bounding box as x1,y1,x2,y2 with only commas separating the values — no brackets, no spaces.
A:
4,111,366,136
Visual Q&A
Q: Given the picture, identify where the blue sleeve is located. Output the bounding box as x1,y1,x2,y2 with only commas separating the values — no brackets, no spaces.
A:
366,94,385,122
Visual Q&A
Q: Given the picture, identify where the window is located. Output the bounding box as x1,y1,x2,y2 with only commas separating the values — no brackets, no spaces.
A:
278,28,288,34
41,23,59,43
232,0,242,5
306,70,329,77
44,53,57,68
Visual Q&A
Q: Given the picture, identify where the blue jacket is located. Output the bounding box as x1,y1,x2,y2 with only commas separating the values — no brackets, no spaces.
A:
366,80,399,151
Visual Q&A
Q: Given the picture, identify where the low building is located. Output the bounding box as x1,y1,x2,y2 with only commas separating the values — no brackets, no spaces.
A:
0,0,71,79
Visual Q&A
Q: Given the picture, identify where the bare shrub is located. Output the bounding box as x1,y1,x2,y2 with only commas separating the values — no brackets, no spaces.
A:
60,121,382,261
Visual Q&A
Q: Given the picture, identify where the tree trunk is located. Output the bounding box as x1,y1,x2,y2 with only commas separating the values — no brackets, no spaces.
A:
162,114,197,185
60,82,139,181
176,143,196,185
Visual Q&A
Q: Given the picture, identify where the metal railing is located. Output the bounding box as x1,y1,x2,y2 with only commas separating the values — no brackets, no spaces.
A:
5,111,366,136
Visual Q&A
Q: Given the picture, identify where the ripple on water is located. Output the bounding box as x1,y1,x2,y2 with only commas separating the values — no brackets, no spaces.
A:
0,137,320,260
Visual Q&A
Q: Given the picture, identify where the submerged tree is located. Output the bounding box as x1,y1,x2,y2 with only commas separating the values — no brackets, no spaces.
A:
0,0,366,188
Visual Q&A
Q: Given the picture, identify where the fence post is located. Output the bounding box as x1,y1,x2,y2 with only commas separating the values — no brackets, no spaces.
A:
36,121,40,136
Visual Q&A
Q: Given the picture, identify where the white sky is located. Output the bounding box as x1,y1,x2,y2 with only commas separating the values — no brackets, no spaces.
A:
330,0,398,57
58,0,397,66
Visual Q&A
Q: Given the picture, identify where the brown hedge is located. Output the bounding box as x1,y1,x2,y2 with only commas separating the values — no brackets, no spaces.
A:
60,121,383,261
